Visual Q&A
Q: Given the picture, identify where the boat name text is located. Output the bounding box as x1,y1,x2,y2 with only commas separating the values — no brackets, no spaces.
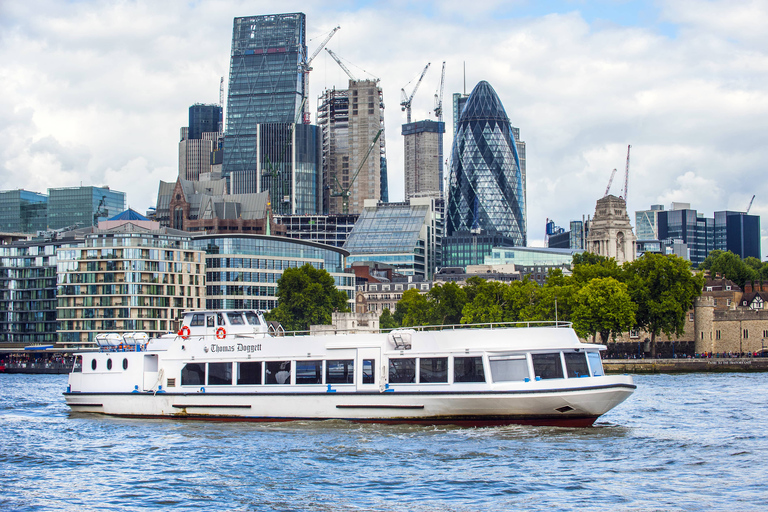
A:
208,343,262,353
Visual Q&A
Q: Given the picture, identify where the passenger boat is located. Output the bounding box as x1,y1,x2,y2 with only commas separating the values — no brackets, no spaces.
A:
64,310,636,427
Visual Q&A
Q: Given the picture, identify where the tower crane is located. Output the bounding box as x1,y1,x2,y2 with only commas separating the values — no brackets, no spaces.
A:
433,61,446,122
325,48,356,81
604,169,617,197
301,26,341,123
747,194,755,214
622,144,631,201
400,63,430,124
331,129,383,214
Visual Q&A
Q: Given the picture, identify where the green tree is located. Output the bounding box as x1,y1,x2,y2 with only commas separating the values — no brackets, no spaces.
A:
395,288,430,327
571,277,636,343
624,253,705,357
460,280,508,324
379,308,399,330
265,264,349,331
708,251,755,288
503,278,541,322
427,282,467,325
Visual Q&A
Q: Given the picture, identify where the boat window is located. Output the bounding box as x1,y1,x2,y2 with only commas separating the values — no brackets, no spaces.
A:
363,359,375,384
244,311,261,326
190,313,205,327
265,361,291,384
389,358,416,383
91,359,97,371
454,356,485,383
587,352,604,376
208,362,232,385
326,359,354,384
106,358,112,370
531,353,564,380
73,355,82,373
181,363,206,386
419,357,448,383
489,356,529,382
206,315,215,328
237,361,262,385
226,312,245,325
296,360,323,384
122,358,128,370
564,352,590,378
217,313,225,326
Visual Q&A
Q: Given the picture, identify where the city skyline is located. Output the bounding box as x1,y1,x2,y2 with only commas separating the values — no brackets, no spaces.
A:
1,1,767,252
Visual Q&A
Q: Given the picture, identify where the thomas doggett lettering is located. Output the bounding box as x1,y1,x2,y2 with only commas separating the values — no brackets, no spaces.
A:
237,343,262,353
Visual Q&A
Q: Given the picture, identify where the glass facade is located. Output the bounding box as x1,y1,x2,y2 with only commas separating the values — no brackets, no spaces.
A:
0,242,59,343
47,187,126,230
447,81,526,245
189,104,222,140
223,13,306,180
486,247,581,267
657,208,713,267
714,211,761,260
442,231,516,269
343,200,439,279
191,234,353,310
0,190,48,233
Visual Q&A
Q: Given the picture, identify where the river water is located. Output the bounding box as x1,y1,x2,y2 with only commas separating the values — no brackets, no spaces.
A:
1,372,766,511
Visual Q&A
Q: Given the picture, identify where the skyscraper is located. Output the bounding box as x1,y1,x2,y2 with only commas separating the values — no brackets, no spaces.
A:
222,13,321,214
318,79,387,214
179,104,223,182
402,120,444,199
713,211,760,260
447,81,526,245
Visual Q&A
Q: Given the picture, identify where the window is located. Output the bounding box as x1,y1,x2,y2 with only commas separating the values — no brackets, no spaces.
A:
629,330,639,339
743,329,749,339
265,361,291,384
489,356,529,382
122,358,128,370
206,315,215,327
727,299,732,306
208,362,232,385
531,353,564,380
326,360,354,384
564,352,590,378
587,352,603,376
454,356,485,383
190,313,205,327
181,363,205,386
237,362,261,385
91,359,97,371
226,312,245,325
363,359,375,384
716,330,721,340
389,358,415,383
296,360,323,384
689,313,694,321
763,330,768,338
419,358,448,383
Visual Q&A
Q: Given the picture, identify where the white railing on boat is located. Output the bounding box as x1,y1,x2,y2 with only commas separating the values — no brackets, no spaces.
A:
276,320,574,337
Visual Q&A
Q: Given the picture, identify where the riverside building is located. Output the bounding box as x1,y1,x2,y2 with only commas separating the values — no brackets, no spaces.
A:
56,212,205,346
191,234,355,311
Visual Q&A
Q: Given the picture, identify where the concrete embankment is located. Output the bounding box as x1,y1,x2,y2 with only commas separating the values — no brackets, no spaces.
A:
604,358,768,374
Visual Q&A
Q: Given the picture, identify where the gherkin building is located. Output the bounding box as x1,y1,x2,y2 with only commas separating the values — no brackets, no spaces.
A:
447,81,526,245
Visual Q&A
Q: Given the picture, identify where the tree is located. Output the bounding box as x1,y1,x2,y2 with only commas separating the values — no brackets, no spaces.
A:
708,251,755,288
624,253,705,357
379,308,399,330
265,264,349,332
460,280,508,324
571,277,636,343
503,278,541,322
427,282,467,325
394,288,430,327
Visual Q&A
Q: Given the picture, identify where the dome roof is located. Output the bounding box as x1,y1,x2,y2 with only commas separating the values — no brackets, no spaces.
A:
459,81,510,124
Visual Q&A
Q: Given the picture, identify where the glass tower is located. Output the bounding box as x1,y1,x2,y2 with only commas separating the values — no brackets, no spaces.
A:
447,81,526,245
0,190,47,233
223,13,306,181
47,186,125,230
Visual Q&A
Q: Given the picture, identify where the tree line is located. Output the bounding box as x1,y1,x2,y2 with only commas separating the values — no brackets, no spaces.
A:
381,252,707,357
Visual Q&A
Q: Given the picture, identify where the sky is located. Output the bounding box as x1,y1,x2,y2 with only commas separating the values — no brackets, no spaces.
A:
2,0,768,253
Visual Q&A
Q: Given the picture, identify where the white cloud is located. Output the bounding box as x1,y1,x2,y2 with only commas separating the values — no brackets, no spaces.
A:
1,0,767,256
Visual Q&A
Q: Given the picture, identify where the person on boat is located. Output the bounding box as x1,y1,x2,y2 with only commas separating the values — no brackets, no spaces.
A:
275,363,291,384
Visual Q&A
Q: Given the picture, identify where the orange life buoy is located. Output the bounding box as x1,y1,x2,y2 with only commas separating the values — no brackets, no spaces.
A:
216,327,226,339
178,326,191,339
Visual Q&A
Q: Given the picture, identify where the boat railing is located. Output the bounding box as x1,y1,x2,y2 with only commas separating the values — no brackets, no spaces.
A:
274,320,573,337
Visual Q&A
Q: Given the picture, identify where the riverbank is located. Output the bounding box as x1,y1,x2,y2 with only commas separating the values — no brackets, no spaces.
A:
604,357,768,374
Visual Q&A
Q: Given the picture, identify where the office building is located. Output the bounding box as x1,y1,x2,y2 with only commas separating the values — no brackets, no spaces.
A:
46,186,125,231
441,230,516,269
179,104,223,182
447,81,526,245
586,195,636,264
403,120,445,199
344,198,442,280
0,190,47,234
318,79,387,214
714,211,761,260
274,213,359,248
56,213,205,346
191,234,354,310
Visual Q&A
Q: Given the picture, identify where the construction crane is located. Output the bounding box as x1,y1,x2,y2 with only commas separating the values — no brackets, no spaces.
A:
400,63,430,123
604,169,617,197
300,26,341,124
325,48,356,81
622,144,631,201
331,129,383,213
747,194,755,214
219,77,224,107
433,61,446,121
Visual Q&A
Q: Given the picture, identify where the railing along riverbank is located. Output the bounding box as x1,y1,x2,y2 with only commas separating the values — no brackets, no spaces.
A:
604,357,768,374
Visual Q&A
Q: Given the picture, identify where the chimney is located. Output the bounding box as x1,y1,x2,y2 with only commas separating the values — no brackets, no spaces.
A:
745,282,753,293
